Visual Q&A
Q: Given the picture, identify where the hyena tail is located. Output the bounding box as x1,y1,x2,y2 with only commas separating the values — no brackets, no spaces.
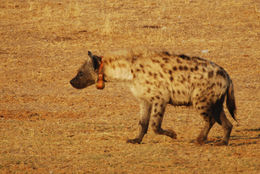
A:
226,80,237,121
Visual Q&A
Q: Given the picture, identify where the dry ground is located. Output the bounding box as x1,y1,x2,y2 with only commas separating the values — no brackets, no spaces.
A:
0,0,260,173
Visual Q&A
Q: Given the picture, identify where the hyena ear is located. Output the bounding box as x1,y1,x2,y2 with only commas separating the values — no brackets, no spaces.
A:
88,51,102,70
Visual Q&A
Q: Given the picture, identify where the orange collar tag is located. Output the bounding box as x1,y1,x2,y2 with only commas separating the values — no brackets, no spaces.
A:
96,58,105,89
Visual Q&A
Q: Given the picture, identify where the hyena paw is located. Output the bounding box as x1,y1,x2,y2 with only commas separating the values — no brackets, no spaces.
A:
196,137,207,145
126,138,142,144
214,140,228,146
165,129,177,139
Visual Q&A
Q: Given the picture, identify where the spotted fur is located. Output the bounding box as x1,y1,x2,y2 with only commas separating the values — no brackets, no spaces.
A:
70,49,237,146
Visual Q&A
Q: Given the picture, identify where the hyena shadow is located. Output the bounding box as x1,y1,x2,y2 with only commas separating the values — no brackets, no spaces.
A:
227,128,260,146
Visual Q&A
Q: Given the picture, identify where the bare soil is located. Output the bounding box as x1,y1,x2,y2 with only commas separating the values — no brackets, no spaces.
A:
0,0,259,173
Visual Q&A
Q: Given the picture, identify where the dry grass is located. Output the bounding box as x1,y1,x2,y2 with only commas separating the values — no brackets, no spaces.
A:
0,0,259,173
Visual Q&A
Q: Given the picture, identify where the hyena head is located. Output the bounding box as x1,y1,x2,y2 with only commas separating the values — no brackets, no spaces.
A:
70,51,102,89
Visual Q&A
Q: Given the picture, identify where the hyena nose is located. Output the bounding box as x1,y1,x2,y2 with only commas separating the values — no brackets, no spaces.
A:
70,79,75,86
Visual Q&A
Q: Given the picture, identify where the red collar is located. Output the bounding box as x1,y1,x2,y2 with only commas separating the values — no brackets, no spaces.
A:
96,58,105,89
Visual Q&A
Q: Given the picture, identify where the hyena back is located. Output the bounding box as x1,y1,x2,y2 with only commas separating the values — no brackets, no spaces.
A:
70,50,237,146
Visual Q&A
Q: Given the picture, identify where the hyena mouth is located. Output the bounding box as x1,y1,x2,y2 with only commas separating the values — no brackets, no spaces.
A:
70,78,86,89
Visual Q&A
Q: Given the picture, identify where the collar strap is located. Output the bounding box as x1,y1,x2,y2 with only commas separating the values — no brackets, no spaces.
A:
96,57,105,89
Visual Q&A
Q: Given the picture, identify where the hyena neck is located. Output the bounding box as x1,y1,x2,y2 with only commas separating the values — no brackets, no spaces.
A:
103,58,133,82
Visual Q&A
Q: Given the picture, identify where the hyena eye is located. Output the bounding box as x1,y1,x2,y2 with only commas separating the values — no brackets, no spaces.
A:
78,71,84,77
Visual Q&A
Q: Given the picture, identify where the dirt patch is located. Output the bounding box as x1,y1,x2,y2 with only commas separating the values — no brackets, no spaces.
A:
0,0,259,173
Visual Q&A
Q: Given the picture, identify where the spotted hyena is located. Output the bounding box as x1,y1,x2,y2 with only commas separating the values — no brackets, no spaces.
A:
70,49,237,146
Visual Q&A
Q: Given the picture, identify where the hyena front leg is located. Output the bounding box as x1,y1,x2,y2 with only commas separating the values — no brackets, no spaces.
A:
127,99,152,144
150,100,177,139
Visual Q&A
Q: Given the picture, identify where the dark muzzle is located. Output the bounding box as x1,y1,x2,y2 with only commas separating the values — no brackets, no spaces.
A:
70,77,84,89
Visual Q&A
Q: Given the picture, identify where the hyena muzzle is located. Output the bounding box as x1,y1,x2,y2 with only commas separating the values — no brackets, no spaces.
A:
70,50,237,146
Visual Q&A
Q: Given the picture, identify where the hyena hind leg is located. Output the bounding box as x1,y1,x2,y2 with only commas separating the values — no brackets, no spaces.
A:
127,100,152,144
150,100,177,139
193,98,216,145
195,102,233,146
215,109,233,146
196,112,216,145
